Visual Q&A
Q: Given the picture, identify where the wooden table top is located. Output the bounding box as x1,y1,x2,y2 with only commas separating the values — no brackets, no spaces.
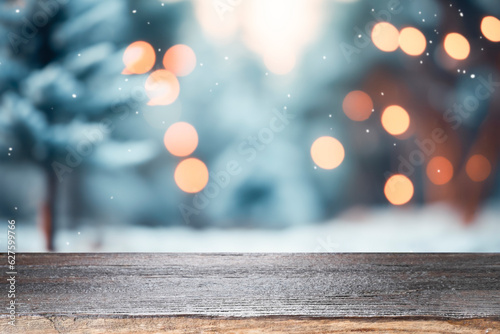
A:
1,253,499,333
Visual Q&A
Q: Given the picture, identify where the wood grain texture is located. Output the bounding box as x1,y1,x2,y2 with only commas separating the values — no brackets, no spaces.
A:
3,316,500,333
1,253,499,333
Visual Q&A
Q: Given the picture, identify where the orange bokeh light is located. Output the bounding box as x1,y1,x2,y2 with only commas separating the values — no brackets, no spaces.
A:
426,156,453,185
399,27,426,56
145,69,180,106
342,90,373,121
163,44,197,77
371,22,399,52
481,16,500,42
310,136,345,170
174,158,209,193
443,33,470,60
466,154,491,182
381,105,410,136
122,41,156,75
384,174,414,205
164,122,198,157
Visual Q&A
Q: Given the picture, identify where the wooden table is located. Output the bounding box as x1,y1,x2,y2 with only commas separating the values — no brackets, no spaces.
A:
1,253,499,333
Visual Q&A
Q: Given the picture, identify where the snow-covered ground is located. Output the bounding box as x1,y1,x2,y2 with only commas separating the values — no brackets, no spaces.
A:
7,204,500,252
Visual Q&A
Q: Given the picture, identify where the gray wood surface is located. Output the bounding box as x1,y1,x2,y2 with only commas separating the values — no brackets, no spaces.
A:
2,253,499,319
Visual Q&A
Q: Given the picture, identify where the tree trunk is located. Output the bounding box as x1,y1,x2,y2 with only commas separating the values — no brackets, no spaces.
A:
39,167,58,251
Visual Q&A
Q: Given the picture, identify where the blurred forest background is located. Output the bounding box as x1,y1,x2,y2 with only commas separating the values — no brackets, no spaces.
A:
0,0,499,251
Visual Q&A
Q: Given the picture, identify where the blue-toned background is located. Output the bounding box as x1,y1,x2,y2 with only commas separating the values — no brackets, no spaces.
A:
1,0,499,251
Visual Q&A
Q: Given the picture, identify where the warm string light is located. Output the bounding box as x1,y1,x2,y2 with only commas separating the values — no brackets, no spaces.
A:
481,16,500,42
163,44,197,77
426,156,453,185
367,17,499,205
122,42,208,193
399,27,426,56
122,42,196,106
122,41,156,74
145,69,180,106
342,90,373,121
321,90,414,206
466,154,491,182
317,16,497,207
381,105,410,136
174,158,209,193
443,33,470,60
164,122,199,157
372,22,399,52
132,15,498,198
384,174,414,205
310,136,345,170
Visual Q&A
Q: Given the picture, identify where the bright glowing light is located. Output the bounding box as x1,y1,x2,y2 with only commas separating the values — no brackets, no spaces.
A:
163,44,197,77
371,22,399,52
241,0,322,75
466,154,491,182
481,16,500,42
381,105,410,136
193,0,323,76
145,70,180,106
194,0,240,41
310,136,345,170
174,158,209,193
426,156,453,185
342,90,373,121
444,33,470,60
164,122,198,157
263,52,296,75
384,174,414,205
399,27,426,56
122,41,156,74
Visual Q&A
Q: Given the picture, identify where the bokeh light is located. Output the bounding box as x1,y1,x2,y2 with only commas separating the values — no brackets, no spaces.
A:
310,136,345,170
466,154,492,182
481,16,500,42
240,0,322,76
371,22,399,52
381,105,410,136
384,174,414,205
443,33,470,60
263,52,296,75
342,90,373,121
163,44,197,77
164,122,198,157
194,0,239,41
122,41,156,74
145,69,180,106
426,156,453,185
174,158,209,193
399,27,426,56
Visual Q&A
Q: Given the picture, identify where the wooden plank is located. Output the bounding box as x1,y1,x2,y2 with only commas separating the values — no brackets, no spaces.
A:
1,254,499,333
3,316,500,333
